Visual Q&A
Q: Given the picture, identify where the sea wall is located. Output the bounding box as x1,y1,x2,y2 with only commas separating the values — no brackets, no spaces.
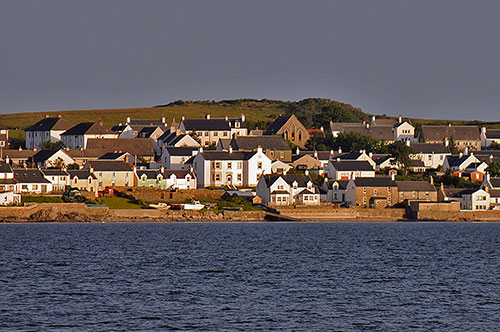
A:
417,210,500,221
0,203,109,222
124,188,226,203
276,207,406,221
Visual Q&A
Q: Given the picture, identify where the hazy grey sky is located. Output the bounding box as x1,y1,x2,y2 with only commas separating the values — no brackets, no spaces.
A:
1,0,499,120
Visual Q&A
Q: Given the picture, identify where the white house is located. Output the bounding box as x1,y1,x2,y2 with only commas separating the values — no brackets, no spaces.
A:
480,127,500,148
41,169,70,192
61,123,118,149
256,173,320,205
31,149,75,168
13,169,53,194
111,124,136,138
135,167,197,190
25,116,73,150
161,147,199,170
443,153,480,172
193,147,271,187
0,191,21,205
0,161,16,192
326,160,375,180
179,114,248,147
410,143,451,169
393,120,416,142
271,160,292,174
462,189,490,210
325,179,349,203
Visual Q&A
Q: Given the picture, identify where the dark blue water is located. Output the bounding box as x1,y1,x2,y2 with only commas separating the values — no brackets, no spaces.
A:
1,222,499,331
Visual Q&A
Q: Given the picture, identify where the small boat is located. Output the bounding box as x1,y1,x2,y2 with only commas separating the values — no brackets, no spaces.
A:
149,202,170,209
182,200,205,211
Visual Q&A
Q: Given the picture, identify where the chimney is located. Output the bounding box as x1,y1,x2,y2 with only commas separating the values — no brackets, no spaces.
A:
369,152,373,158
464,147,469,155
444,138,449,147
283,169,287,175
45,114,49,118
205,114,211,120
398,115,402,123
459,152,463,158
58,114,62,118
440,182,444,190
338,147,342,154
390,173,395,181
314,150,318,158
296,147,300,155
486,173,490,181
330,149,334,157
406,139,411,146
429,176,434,185
320,126,324,132
160,165,165,173
305,170,309,176
257,146,263,153
351,172,356,180
199,146,204,153
324,177,328,183
126,116,131,124
481,127,487,136
181,116,185,121
448,123,452,127
366,123,370,129
371,116,376,125
98,121,104,127
240,114,245,122
229,146,233,153
5,156,9,164
225,116,229,121
337,157,341,162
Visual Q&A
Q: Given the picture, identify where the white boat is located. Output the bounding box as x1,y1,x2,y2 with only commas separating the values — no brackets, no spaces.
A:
149,202,170,209
182,200,205,210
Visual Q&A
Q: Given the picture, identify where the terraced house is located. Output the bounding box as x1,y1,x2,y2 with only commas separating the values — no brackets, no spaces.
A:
25,116,73,149
135,167,196,190
83,160,135,189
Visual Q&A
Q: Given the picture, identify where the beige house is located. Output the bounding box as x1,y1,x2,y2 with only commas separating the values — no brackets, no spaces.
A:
396,180,437,202
68,169,99,193
418,125,481,151
84,160,135,190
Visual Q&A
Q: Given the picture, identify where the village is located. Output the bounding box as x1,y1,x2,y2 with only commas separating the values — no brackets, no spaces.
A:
0,112,500,221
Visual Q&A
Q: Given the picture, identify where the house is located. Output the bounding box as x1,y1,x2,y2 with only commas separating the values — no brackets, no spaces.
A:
2,149,37,167
61,122,118,149
371,154,395,170
443,153,480,172
161,147,199,170
396,180,437,202
489,189,500,210
31,149,75,168
291,153,323,170
157,130,200,156
179,114,247,147
325,179,349,203
264,114,310,148
135,167,196,190
0,161,16,192
327,160,375,180
25,116,73,149
330,116,413,143
0,191,21,205
41,169,70,192
256,173,320,205
13,169,53,194
65,148,109,166
409,160,427,173
459,162,488,182
344,123,395,142
481,174,500,191
137,126,165,142
480,127,500,148
293,149,333,169
409,142,451,169
0,123,9,148
67,169,99,193
271,160,292,174
345,176,398,208
193,147,271,187
225,135,292,162
418,125,481,151
86,138,156,162
462,189,490,210
125,117,167,136
111,124,136,138
83,160,135,189
474,150,500,165
393,120,416,142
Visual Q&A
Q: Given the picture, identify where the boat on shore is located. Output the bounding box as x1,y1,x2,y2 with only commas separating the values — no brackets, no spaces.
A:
182,200,205,210
149,202,170,209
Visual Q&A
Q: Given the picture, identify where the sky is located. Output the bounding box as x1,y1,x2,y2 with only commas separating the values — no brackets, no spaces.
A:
1,0,499,120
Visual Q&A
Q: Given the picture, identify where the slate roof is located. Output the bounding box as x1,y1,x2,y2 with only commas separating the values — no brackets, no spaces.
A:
98,152,129,160
329,161,373,171
445,155,471,168
128,119,165,126
373,118,398,126
86,161,133,172
371,154,392,165
25,117,73,132
442,188,470,198
328,180,349,190
2,149,37,159
0,161,13,173
61,122,113,136
411,143,451,154
68,169,97,179
138,126,162,138
420,125,480,141
111,125,130,133
343,125,394,141
86,138,155,157
168,134,194,146
42,169,69,176
218,139,232,150
330,122,360,132
66,148,109,159
182,119,230,131
263,174,312,187
410,160,425,168
165,147,198,156
201,151,256,161
353,177,397,187
396,181,436,192
489,178,500,188
13,169,51,183
485,129,500,139
158,130,176,142
0,123,7,130
264,115,291,135
230,136,290,151
297,151,333,160
32,149,63,163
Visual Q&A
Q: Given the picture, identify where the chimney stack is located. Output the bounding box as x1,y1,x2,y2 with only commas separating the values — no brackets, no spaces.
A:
126,116,131,124
305,170,309,176
371,116,376,125
338,147,342,154
296,147,300,155
160,165,165,173
229,146,233,153
390,173,396,181
162,117,166,124
429,176,434,185
205,114,211,120
464,147,469,155
314,150,318,158
398,115,402,123
406,139,411,146
444,138,449,147
240,114,245,122
199,146,203,153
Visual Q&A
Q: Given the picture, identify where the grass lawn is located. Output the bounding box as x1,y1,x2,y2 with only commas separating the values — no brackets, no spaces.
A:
96,196,142,209
22,196,64,203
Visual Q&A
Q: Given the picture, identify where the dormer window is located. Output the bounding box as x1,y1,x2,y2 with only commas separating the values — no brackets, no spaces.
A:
235,121,240,128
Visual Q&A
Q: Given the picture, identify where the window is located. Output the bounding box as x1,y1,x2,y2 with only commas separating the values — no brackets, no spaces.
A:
277,185,284,190
363,197,367,204
223,132,228,137
22,185,28,190
33,185,38,190
388,187,392,193
257,162,262,169
237,162,242,169
214,132,218,137
237,174,242,182
363,187,367,194
227,162,232,169
215,162,221,169
215,174,221,181
280,152,285,158
374,189,378,196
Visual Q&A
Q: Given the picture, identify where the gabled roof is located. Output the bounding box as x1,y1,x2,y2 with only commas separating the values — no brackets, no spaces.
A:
373,118,398,126
489,178,500,188
411,143,451,154
86,160,133,172
2,149,37,159
86,138,155,157
98,152,130,160
393,120,413,129
445,155,473,167
25,117,73,132
158,129,176,142
136,169,162,179
165,147,199,156
410,160,425,167
297,151,332,161
138,126,162,138
262,173,312,187
128,119,165,126
396,181,436,192
420,125,480,141
230,136,290,151
485,129,500,139
13,169,51,183
68,169,96,179
0,161,13,173
264,115,292,135
182,119,230,131
201,151,256,161
343,125,394,141
168,134,194,146
329,161,373,171
66,148,109,159
32,149,67,163
111,124,131,133
328,180,349,190
371,154,392,165
61,122,113,136
42,169,69,176
353,177,397,187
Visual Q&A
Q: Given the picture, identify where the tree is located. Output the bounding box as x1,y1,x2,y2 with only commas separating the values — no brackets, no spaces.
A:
488,162,500,176
388,142,415,174
189,130,201,144
41,140,63,149
489,142,500,150
449,137,460,154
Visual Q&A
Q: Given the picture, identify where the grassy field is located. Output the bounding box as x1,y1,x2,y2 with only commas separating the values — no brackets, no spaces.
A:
21,195,64,203
95,196,143,209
